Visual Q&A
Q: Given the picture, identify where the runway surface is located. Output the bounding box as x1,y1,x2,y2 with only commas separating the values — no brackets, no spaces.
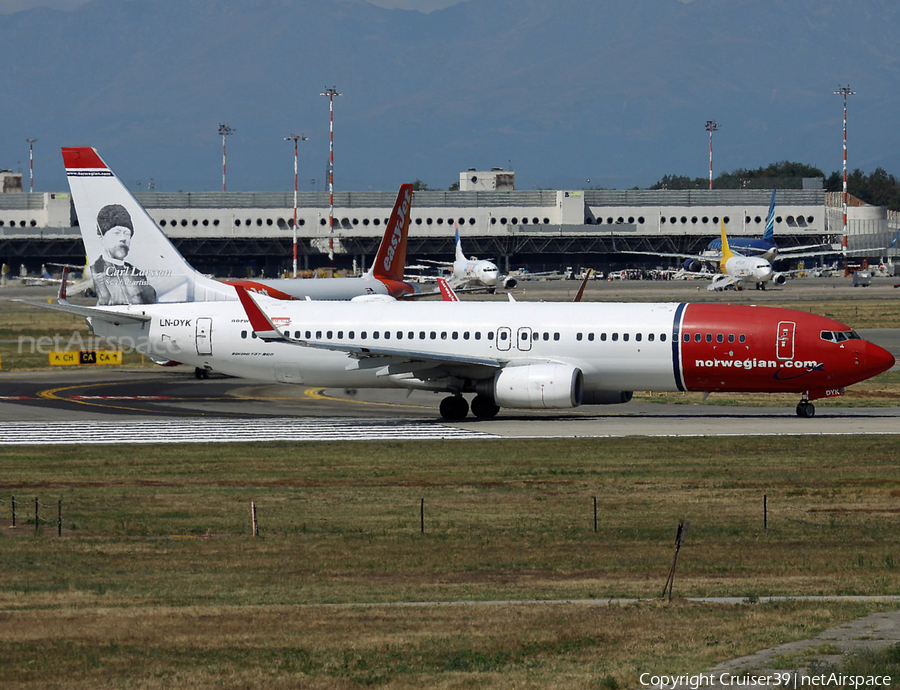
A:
1,365,898,444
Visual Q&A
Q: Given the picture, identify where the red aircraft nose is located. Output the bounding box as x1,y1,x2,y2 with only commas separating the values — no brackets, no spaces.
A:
864,341,896,378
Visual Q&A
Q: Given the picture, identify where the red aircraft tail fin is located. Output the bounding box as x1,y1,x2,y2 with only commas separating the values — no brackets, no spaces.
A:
371,183,413,283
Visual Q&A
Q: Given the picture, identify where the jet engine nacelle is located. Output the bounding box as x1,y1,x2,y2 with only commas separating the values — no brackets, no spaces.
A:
477,363,583,409
350,294,396,303
684,259,701,273
581,390,633,405
502,276,518,290
772,273,787,286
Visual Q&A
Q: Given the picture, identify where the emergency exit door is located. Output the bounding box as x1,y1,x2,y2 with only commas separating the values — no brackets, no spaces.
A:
196,317,213,356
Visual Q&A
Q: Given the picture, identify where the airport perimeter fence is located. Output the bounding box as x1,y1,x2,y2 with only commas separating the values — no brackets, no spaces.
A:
0,492,883,540
0,496,63,536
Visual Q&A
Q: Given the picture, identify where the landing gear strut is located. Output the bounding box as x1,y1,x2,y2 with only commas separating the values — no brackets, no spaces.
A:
796,400,815,418
439,395,469,421
470,395,500,419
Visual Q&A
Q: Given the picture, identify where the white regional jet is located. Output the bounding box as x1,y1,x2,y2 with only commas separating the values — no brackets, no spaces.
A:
420,228,518,290
62,147,420,303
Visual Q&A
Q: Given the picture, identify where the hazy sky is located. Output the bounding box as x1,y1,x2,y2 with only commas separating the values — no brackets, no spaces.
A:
0,0,463,13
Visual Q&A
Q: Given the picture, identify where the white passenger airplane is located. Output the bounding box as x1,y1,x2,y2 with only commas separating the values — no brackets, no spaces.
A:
707,221,784,291
420,228,518,290
62,147,420,303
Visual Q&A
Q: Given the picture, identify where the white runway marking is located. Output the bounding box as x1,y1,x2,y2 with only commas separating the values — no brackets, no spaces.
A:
0,418,498,445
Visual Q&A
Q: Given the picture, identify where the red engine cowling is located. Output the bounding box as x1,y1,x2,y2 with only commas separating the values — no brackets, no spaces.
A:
478,363,584,409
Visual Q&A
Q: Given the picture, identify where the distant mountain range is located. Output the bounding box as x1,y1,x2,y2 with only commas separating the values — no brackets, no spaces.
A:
3,0,899,193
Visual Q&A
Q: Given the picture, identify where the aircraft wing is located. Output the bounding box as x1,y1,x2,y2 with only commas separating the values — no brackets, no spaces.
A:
12,298,151,324
624,250,713,262
776,246,888,261
235,286,504,375
707,274,740,291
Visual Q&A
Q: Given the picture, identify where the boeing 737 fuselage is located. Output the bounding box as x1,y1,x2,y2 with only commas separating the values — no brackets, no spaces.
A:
80,294,893,419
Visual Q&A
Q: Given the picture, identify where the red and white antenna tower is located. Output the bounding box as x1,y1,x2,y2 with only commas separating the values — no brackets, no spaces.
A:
26,138,37,192
834,85,855,274
218,123,235,192
705,120,719,190
285,133,308,279
320,86,341,271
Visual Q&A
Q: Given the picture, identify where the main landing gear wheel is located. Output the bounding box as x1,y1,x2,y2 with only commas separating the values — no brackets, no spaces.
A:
470,395,500,419
796,401,815,418
439,395,470,421
194,367,210,380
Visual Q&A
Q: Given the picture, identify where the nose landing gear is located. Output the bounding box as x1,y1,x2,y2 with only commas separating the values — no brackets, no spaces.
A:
796,400,815,418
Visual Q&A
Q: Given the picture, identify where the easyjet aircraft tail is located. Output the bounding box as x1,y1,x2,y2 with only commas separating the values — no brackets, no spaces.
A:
62,147,232,305
369,183,412,284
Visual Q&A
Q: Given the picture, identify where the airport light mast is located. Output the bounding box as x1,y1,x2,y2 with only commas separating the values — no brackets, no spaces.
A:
705,120,719,190
26,138,37,192
218,123,235,192
285,133,308,279
320,86,341,272
834,85,855,275
25,139,37,192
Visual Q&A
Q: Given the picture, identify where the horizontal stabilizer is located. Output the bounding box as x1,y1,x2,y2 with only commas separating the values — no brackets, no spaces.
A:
13,298,151,324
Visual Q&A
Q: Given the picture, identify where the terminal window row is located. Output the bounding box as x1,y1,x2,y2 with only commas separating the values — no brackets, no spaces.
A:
0,220,38,227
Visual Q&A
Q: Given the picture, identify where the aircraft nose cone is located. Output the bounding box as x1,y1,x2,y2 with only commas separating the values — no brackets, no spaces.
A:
864,341,896,377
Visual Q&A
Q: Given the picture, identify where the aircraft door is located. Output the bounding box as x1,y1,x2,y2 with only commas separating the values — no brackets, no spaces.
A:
196,317,213,356
776,321,795,360
517,326,532,352
496,326,511,352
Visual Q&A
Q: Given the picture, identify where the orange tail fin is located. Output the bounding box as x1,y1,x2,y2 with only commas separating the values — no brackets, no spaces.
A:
371,183,413,282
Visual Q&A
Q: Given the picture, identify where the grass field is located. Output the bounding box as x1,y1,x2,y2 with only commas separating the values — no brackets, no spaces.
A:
1,437,898,688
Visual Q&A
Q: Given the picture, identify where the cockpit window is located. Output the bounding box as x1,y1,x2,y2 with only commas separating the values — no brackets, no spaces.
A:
821,330,862,343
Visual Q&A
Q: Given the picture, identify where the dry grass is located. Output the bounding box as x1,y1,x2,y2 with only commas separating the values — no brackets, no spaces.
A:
0,438,898,687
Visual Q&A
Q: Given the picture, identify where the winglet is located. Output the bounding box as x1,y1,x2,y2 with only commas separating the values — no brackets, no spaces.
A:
437,277,460,302
58,265,70,302
573,268,593,302
370,183,413,282
234,286,285,341
719,220,734,272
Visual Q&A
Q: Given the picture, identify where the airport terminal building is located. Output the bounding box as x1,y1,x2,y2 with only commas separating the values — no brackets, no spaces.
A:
0,168,897,276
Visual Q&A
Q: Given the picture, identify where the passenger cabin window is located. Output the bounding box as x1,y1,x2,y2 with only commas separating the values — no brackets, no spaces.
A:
588,333,595,342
